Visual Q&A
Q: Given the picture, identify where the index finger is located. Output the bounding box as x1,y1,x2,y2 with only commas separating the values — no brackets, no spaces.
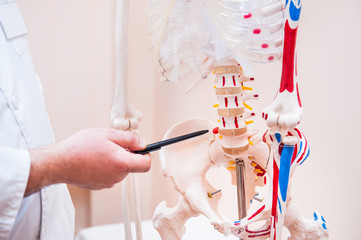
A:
108,130,147,151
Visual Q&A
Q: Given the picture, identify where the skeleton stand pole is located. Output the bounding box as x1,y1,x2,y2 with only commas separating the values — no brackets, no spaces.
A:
236,158,246,239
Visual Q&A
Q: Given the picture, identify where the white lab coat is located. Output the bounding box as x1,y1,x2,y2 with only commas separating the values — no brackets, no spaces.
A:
0,1,75,239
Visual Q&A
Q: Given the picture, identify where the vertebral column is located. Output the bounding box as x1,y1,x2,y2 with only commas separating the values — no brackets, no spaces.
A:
212,63,258,157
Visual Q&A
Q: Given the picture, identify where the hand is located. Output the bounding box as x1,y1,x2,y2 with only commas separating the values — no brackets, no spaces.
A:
25,129,151,196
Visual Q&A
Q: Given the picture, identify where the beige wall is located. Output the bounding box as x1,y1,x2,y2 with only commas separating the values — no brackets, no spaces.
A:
17,0,361,239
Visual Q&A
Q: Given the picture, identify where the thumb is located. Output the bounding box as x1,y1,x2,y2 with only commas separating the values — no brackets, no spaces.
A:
122,151,151,173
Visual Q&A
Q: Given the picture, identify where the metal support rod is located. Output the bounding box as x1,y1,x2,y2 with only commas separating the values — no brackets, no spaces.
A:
236,159,247,220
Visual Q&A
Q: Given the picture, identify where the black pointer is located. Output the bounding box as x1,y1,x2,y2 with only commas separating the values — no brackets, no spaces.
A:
134,129,209,155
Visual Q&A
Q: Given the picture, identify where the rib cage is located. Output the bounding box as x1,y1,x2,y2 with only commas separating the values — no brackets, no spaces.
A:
147,0,284,87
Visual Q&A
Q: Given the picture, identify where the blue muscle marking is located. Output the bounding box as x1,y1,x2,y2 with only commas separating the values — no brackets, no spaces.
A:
275,133,281,143
313,212,318,221
278,198,282,214
322,223,328,230
321,215,326,223
286,0,289,6
289,0,301,22
279,144,295,202
299,148,310,165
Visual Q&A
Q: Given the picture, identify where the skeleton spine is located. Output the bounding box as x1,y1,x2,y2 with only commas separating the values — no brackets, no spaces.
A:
213,63,256,156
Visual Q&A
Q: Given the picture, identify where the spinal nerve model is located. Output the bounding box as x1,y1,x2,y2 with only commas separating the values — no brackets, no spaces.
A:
148,0,329,239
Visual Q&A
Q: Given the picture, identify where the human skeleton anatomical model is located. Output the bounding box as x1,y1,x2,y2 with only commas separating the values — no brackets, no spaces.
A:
146,0,329,239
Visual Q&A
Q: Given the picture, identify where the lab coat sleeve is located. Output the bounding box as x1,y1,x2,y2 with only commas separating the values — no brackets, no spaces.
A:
0,146,30,236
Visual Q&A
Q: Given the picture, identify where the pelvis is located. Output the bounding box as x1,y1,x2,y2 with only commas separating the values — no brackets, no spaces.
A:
153,118,269,239
153,119,329,240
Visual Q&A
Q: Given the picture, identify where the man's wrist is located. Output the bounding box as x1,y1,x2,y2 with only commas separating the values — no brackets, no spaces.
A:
25,145,66,196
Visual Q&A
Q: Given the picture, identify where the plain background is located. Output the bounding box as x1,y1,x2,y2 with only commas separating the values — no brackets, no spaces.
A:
17,0,361,239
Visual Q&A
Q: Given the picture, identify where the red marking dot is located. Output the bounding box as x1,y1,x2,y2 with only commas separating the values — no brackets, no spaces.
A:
222,117,226,127
270,135,273,142
278,143,284,155
237,63,240,66
225,97,228,107
250,77,255,81
261,43,269,49
251,113,255,116
213,127,219,134
262,112,264,118
268,56,274,61
234,116,239,128
222,76,225,86
235,96,239,107
264,176,267,185
253,29,261,34
232,75,236,86
265,114,268,120
244,13,252,19
254,94,259,98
